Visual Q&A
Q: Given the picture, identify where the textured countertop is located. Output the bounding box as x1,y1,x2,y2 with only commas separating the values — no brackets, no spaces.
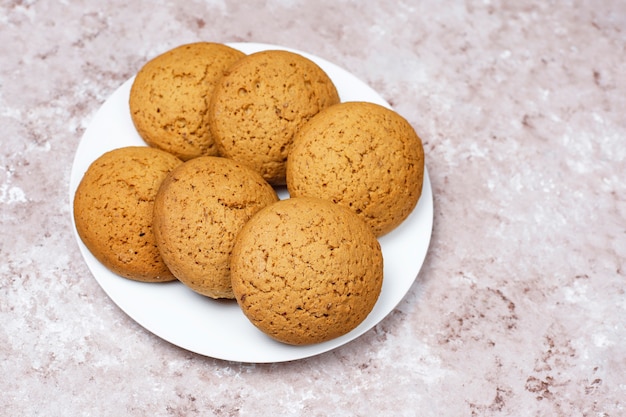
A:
1,1,625,416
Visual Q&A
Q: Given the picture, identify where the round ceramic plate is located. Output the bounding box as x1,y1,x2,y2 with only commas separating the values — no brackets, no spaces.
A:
69,42,433,363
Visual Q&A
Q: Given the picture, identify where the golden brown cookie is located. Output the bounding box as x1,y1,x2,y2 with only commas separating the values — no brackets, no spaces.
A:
153,156,278,299
230,197,383,345
73,146,183,282
208,49,340,185
286,101,425,237
129,42,245,161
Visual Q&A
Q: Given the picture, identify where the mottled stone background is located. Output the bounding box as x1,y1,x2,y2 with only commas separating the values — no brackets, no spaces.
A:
1,0,624,416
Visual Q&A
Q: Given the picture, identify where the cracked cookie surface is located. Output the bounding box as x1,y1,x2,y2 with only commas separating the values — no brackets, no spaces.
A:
286,101,425,236
153,156,278,299
208,50,340,185
230,197,383,345
73,146,183,282
129,42,245,161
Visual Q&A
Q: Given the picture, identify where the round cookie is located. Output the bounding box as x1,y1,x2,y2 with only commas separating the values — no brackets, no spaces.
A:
73,146,183,282
208,49,340,185
230,197,383,345
153,156,278,299
129,42,245,161
286,101,425,237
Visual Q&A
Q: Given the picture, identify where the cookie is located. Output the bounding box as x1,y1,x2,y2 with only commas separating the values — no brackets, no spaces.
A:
208,49,340,185
286,101,425,236
73,146,183,282
153,156,278,299
129,42,245,161
230,197,383,345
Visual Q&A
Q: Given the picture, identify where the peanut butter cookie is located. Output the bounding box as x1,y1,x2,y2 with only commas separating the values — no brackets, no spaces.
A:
129,42,245,161
153,156,278,299
230,197,383,345
73,146,183,282
208,49,340,185
286,101,425,236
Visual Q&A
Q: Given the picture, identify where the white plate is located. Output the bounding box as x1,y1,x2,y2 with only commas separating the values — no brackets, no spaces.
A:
69,42,433,363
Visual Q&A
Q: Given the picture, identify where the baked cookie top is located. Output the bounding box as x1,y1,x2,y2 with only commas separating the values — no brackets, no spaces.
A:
73,146,183,282
286,101,425,236
129,42,245,161
230,197,383,345
152,156,278,299
208,49,340,185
